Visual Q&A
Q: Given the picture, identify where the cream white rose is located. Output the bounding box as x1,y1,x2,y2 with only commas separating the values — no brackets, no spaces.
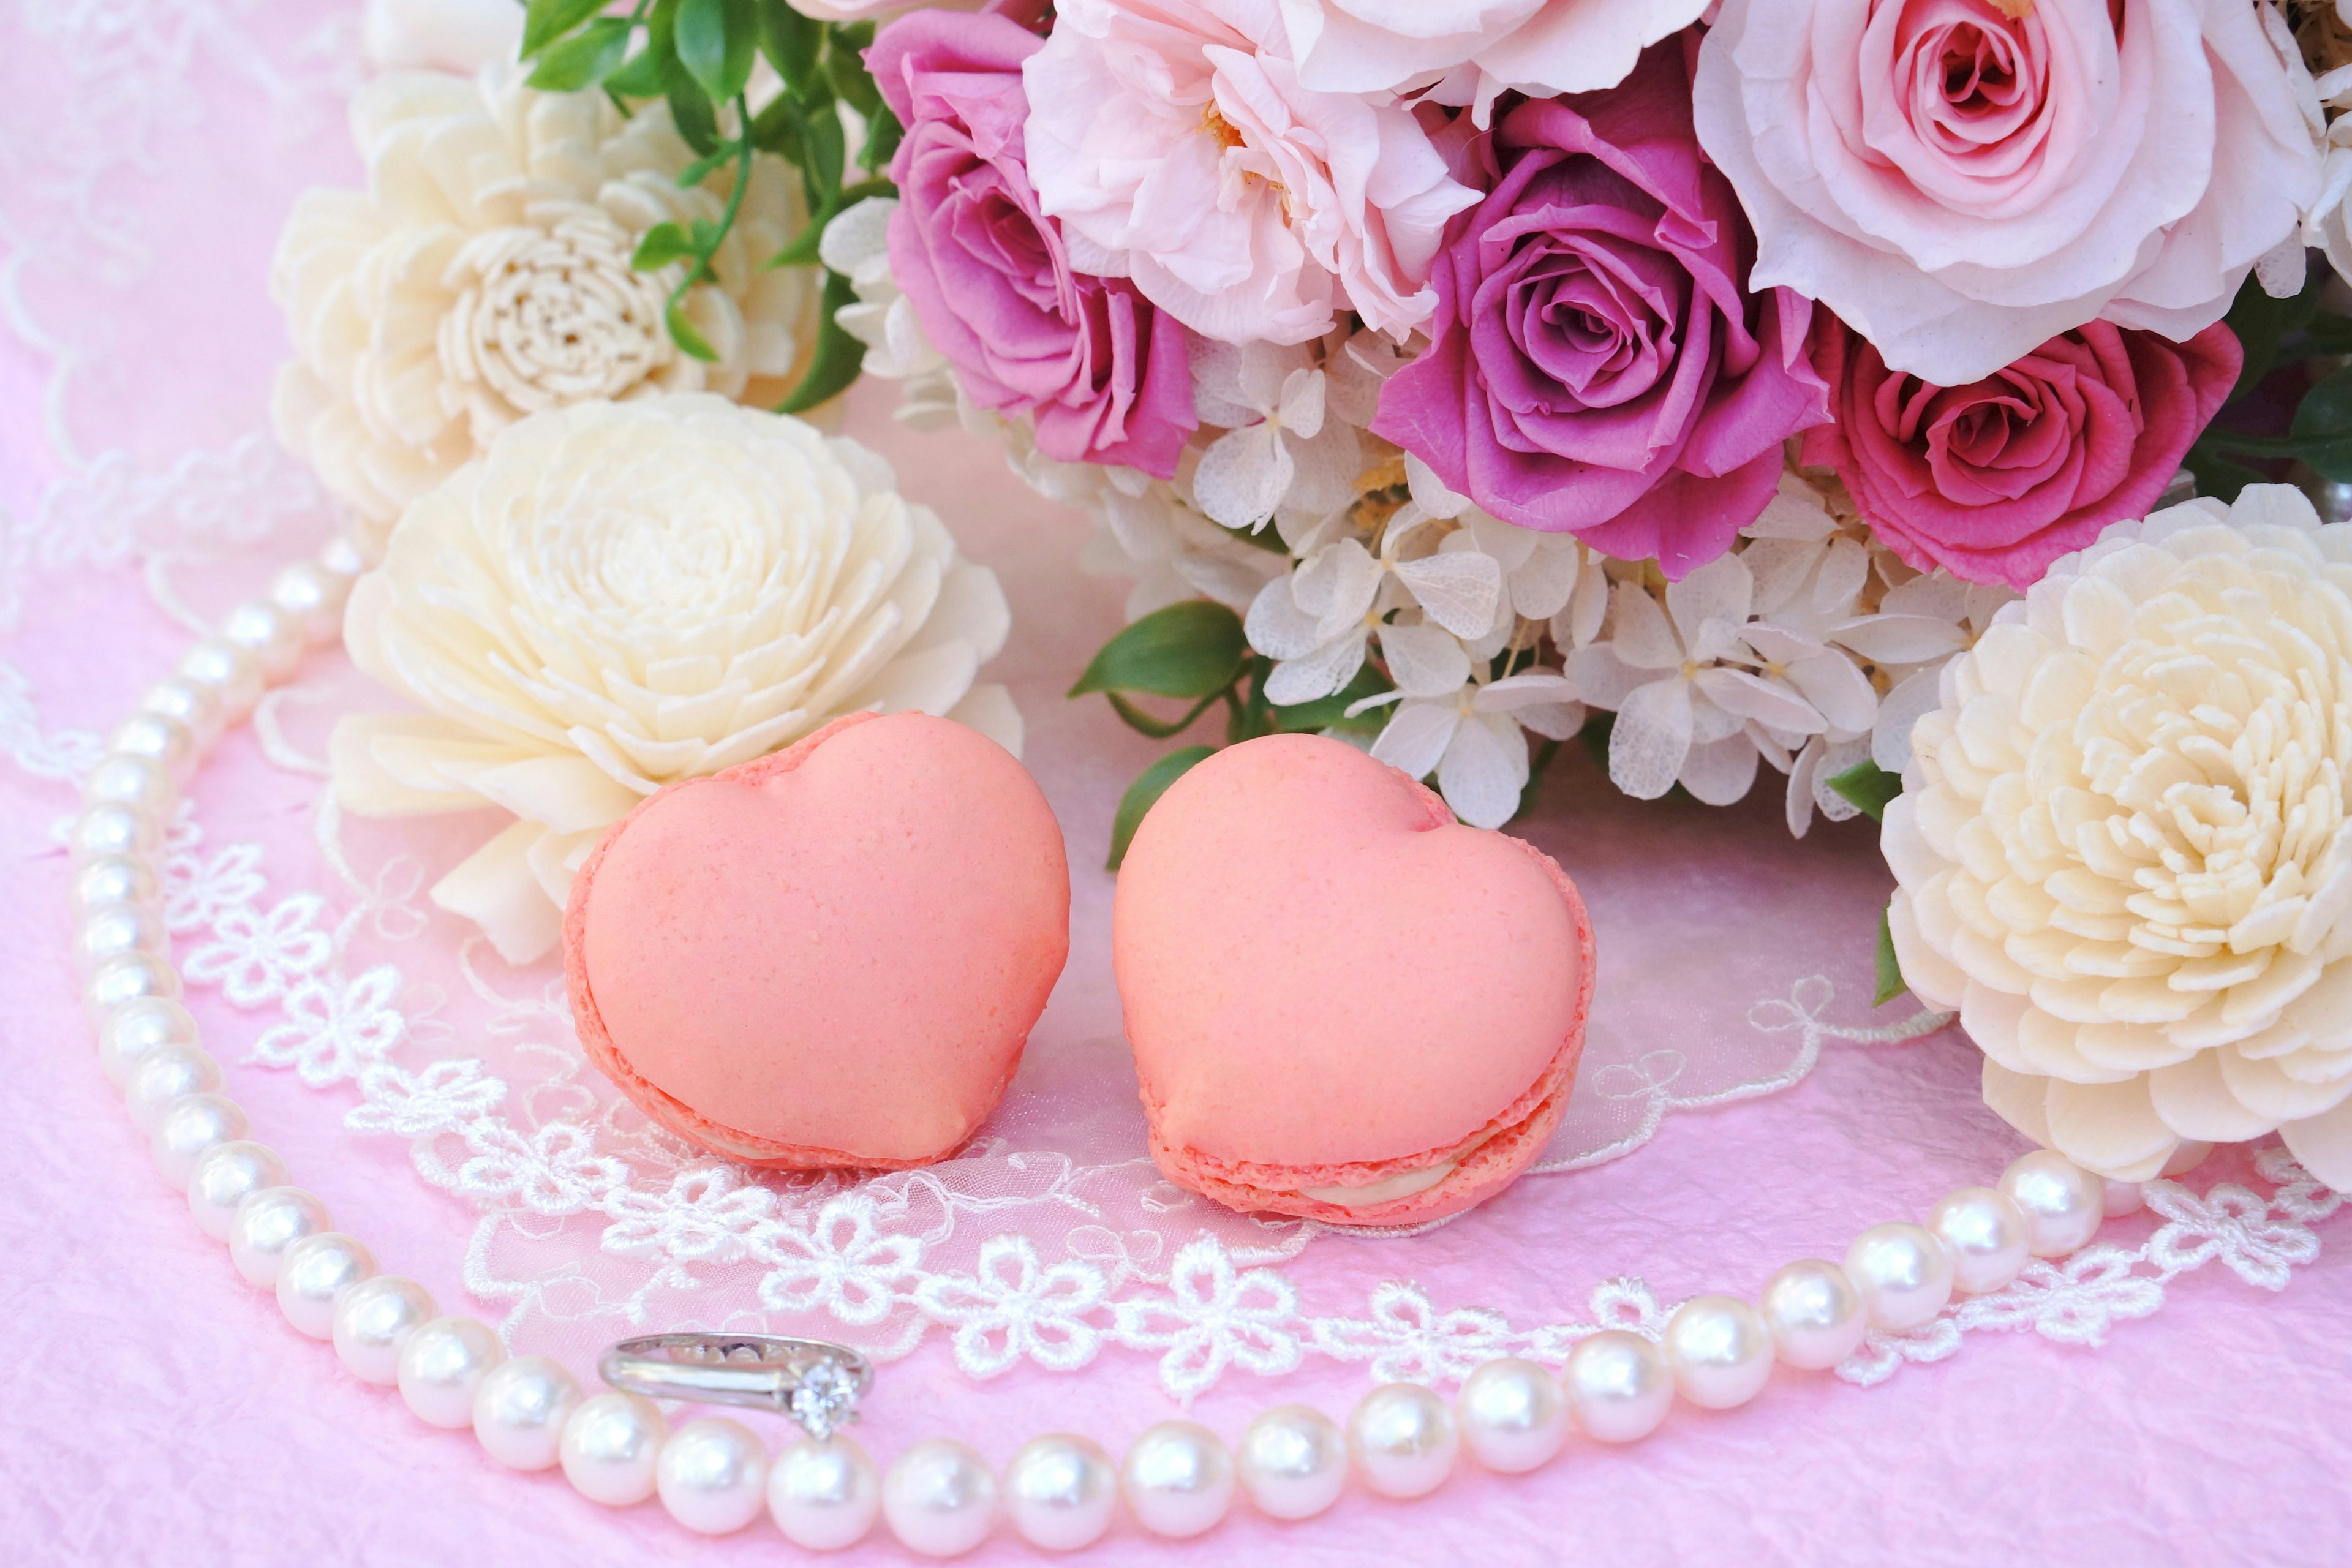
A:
273,67,820,556
1885,486,2352,1186
331,396,1019,964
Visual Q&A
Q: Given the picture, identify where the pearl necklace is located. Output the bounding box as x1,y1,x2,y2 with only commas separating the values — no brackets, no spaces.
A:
70,540,2159,1555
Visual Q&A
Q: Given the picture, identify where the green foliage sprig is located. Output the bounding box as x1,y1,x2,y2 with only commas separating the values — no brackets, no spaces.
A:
1071,601,1400,867
519,0,900,412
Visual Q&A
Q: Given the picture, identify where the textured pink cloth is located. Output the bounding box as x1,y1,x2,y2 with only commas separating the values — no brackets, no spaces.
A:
2,7,2350,1565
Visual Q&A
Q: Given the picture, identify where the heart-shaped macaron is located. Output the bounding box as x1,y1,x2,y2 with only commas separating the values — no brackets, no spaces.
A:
1113,733,1594,1226
565,711,1069,1170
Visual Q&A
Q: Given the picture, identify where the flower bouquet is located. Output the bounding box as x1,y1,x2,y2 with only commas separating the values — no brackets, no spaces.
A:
289,0,2352,1191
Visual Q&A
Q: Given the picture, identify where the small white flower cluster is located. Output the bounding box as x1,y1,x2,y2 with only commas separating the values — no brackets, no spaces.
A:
829,198,2008,834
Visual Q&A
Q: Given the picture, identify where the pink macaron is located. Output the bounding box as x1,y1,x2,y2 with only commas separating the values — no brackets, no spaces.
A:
564,711,1070,1170
1112,733,1594,1226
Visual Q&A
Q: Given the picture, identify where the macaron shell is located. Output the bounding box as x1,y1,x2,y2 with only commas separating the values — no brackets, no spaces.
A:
565,710,1070,1169
1113,733,1594,1223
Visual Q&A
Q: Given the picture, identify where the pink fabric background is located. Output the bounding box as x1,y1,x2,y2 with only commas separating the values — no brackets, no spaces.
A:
2,6,2348,1564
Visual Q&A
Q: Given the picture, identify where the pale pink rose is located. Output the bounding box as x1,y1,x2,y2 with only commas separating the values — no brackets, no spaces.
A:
1022,0,1479,345
1275,0,1708,120
1693,0,2321,386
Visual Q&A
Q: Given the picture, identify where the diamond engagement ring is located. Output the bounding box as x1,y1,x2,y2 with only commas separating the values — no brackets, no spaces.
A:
599,1334,873,1439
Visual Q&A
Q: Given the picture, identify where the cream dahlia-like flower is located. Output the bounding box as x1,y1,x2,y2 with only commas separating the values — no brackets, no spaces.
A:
273,67,820,556
1885,486,2352,1188
330,397,1019,964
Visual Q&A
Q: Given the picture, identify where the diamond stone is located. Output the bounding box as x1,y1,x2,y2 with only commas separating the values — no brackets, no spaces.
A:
789,1360,861,1440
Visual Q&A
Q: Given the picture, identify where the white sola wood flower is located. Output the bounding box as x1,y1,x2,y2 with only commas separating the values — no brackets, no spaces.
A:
1886,486,2352,1188
330,396,1017,965
273,67,820,556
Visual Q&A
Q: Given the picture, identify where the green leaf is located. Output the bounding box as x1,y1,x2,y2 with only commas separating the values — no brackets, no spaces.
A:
2290,364,2352,482
758,0,823,87
777,268,866,413
676,0,756,102
630,221,697,270
1826,759,1903,823
665,296,719,362
603,6,674,100
2221,265,2322,405
748,89,805,159
1069,601,1248,700
1270,665,1389,733
824,29,883,116
1874,905,1909,1007
527,17,631,89
676,141,741,190
522,0,611,56
661,52,721,156
859,102,903,176
1106,690,1227,740
803,103,846,202
1109,747,1216,871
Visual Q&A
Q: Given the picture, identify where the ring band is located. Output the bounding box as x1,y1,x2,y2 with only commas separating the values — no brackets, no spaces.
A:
599,1333,873,1439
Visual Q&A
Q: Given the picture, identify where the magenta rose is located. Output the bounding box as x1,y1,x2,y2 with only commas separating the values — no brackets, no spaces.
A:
870,10,1193,477
1370,45,1829,579
1802,316,2242,590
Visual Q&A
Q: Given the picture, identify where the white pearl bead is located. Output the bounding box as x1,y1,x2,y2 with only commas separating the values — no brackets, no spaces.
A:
1662,1295,1774,1410
141,676,227,748
1845,1223,1956,1330
70,802,164,865
82,753,176,819
270,561,351,646
107,711,197,779
275,1232,377,1338
561,1392,669,1505
228,1185,330,1285
1929,1186,2032,1295
1348,1382,1458,1498
187,1140,286,1239
84,951,182,1023
176,638,263,720
1121,1420,1234,1540
335,1275,439,1384
1004,1433,1118,1551
472,1356,582,1471
221,600,303,681
320,536,369,579
70,854,162,919
150,1092,248,1188
1563,1330,1673,1444
769,1436,882,1550
884,1438,998,1558
1759,1258,1869,1370
658,1416,771,1535
2103,1178,2146,1218
99,997,198,1088
1455,1357,1569,1472
124,1044,222,1134
1236,1404,1347,1521
74,900,170,975
2000,1150,2105,1258
399,1316,505,1429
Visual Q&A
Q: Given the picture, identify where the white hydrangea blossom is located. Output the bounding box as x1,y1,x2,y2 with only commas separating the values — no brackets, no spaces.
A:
1565,474,2011,829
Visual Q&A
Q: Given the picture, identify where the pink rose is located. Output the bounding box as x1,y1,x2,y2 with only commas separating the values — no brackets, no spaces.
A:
871,10,1196,477
1692,0,2320,385
1020,0,1479,345
1802,314,2241,590
1276,0,1708,119
1370,45,1830,578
